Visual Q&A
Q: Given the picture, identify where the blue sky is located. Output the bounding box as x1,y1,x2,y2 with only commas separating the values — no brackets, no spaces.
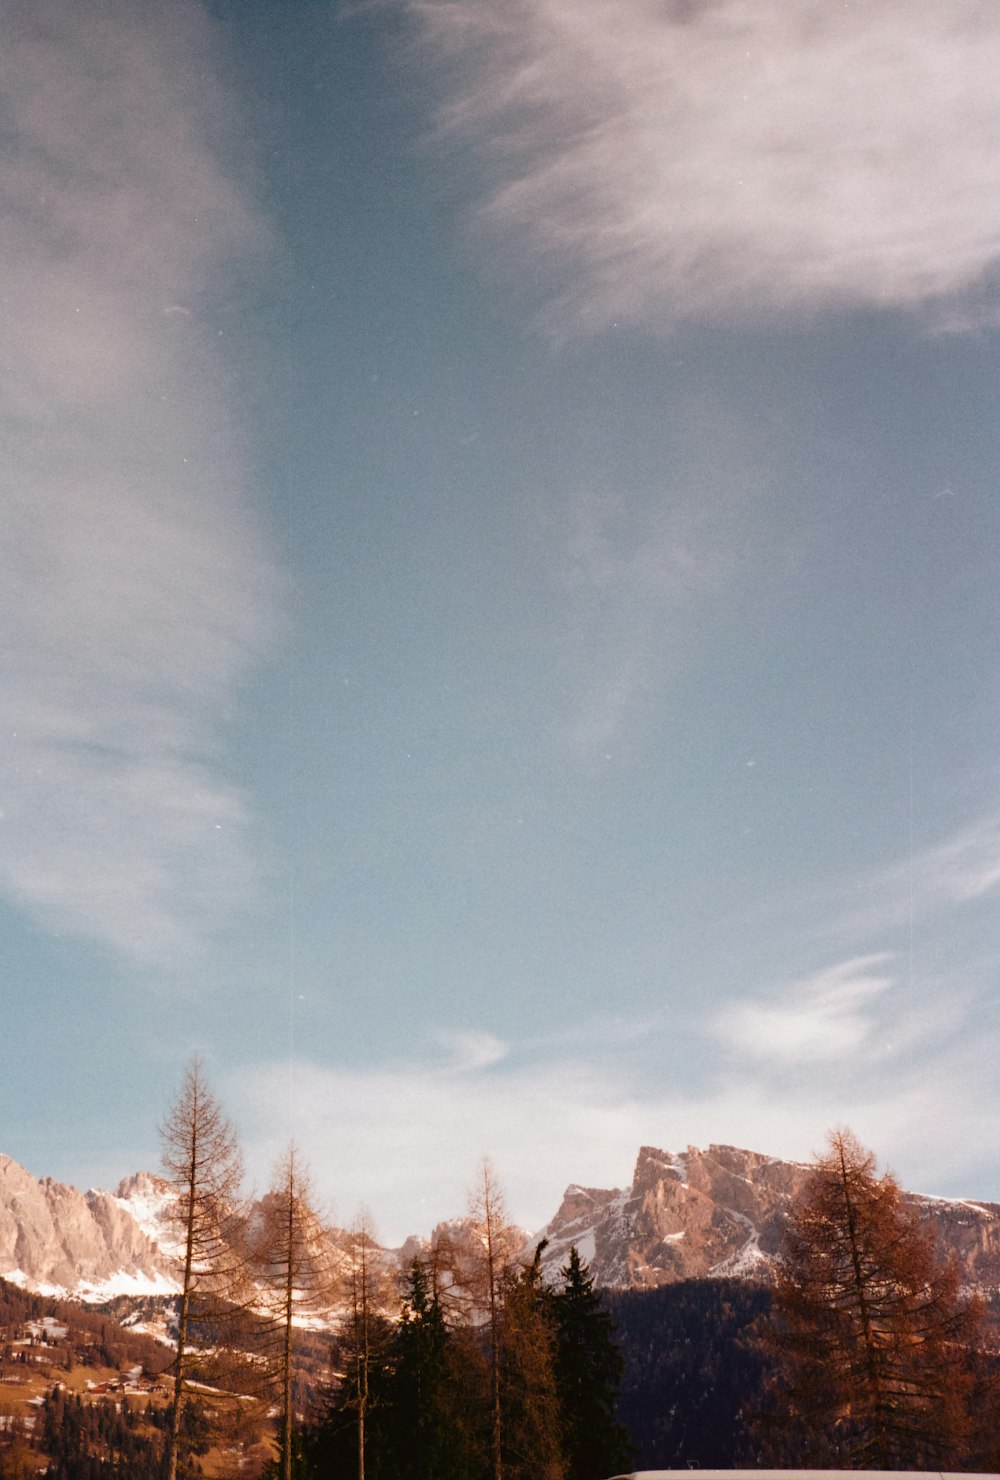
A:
2,0,999,1244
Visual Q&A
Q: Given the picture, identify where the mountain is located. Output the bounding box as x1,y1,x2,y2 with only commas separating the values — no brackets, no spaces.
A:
537,1142,1000,1292
0,1157,382,1309
0,1156,175,1298
2,1143,998,1303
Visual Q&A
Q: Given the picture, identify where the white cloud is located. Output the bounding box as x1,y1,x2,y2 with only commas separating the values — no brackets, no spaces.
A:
408,0,1000,331
711,954,895,1063
434,1029,510,1071
555,482,733,759
0,1,277,960
549,388,780,760
823,809,1000,948
888,811,1000,908
231,1001,1000,1243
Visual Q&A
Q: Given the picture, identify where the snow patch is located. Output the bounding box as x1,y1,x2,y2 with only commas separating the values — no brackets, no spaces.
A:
573,1232,596,1265
76,1268,179,1300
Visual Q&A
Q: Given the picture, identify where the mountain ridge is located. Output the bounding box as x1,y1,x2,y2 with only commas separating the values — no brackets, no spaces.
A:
0,1154,175,1299
2,1143,998,1302
536,1141,1000,1291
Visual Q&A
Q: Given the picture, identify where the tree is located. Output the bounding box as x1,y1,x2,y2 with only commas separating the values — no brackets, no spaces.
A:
256,1146,333,1480
498,1241,566,1480
160,1056,247,1480
385,1258,480,1480
553,1246,630,1480
0,1403,36,1480
349,1214,376,1480
467,1161,523,1480
314,1211,396,1480
607,1277,776,1469
771,1127,982,1468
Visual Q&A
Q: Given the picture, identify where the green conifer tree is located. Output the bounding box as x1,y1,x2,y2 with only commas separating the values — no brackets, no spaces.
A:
387,1259,478,1480
553,1246,631,1480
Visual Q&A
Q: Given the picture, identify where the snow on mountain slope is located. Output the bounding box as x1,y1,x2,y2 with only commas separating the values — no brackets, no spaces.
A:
536,1143,1000,1292
2,1143,998,1303
0,1155,177,1298
114,1170,182,1261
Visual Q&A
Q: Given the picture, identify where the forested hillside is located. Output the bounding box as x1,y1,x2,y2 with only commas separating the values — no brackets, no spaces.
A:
609,1278,774,1468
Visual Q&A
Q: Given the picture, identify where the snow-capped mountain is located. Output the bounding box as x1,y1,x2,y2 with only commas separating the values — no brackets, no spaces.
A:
0,1156,390,1309
2,1143,998,1302
0,1156,176,1298
536,1142,1000,1291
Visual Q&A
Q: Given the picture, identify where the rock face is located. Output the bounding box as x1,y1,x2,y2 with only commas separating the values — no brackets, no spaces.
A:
537,1143,1000,1292
2,1144,999,1303
0,1155,176,1296
0,1156,393,1311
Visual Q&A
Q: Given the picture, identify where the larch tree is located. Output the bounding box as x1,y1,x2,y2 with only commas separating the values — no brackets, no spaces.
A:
256,1145,333,1480
300,1213,395,1480
159,1057,247,1480
498,1240,566,1480
467,1161,523,1480
342,1211,394,1480
771,1127,982,1469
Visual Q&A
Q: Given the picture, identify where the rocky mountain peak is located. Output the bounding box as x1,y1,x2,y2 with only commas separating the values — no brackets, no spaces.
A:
0,1155,176,1298
1,1144,998,1305
114,1170,169,1201
539,1141,1000,1292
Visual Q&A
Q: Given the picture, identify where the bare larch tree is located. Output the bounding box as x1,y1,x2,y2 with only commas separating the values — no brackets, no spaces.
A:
255,1144,334,1480
160,1057,247,1480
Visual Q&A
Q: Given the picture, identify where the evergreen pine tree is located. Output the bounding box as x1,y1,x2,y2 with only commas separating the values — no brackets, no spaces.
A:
553,1246,631,1480
300,1313,395,1480
386,1259,478,1480
302,1216,395,1480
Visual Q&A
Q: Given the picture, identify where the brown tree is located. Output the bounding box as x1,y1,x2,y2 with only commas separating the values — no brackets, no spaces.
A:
255,1145,333,1480
160,1057,247,1480
771,1127,981,1468
498,1241,566,1480
467,1161,523,1480
340,1210,394,1480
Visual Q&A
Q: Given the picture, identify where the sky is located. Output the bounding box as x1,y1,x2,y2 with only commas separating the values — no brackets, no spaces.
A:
2,0,999,1247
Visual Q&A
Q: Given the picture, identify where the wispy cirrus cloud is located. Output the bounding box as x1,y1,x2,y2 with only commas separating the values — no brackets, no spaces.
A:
816,809,1000,950
874,809,1000,911
233,1006,1000,1243
549,387,788,760
711,954,896,1064
0,1,277,961
408,0,1000,332
555,481,733,759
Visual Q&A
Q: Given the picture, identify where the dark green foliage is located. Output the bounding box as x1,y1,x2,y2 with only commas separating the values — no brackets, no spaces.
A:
300,1313,396,1478
302,1245,629,1480
608,1277,776,1469
36,1386,177,1479
553,1248,631,1480
28,1387,216,1479
261,1429,311,1479
0,1279,47,1328
385,1260,482,1480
